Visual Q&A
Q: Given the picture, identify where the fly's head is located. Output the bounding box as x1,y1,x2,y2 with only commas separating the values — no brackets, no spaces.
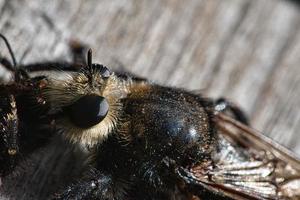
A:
36,52,128,147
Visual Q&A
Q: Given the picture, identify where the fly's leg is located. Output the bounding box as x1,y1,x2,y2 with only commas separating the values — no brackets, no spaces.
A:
0,48,24,177
214,98,249,125
0,57,14,83
0,57,14,71
52,170,127,200
0,94,19,176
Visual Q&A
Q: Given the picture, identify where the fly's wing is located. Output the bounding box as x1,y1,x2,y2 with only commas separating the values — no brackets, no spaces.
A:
178,113,300,200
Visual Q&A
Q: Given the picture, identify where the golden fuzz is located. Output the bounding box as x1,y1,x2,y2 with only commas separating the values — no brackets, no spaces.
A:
41,70,147,148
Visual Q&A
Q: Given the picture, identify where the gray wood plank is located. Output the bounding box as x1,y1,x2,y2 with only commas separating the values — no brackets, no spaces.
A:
0,0,299,199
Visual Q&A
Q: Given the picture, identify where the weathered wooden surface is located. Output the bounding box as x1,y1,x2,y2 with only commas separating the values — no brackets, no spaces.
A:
0,0,299,199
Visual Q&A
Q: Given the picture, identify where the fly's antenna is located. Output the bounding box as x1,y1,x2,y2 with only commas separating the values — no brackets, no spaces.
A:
0,33,17,67
86,48,94,81
87,48,92,71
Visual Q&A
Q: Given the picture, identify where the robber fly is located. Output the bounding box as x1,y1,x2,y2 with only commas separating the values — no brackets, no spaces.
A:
0,34,300,200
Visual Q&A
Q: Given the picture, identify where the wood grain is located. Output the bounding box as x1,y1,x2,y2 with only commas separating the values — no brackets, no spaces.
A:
0,0,299,199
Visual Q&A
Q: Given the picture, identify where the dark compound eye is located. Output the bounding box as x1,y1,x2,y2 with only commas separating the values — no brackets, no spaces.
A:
92,64,111,78
100,66,111,78
65,95,109,128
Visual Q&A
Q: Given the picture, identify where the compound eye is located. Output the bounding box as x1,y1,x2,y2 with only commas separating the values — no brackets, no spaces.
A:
100,66,111,78
65,95,109,128
92,64,111,78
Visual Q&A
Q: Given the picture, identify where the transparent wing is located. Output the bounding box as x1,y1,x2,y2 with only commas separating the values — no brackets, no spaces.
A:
179,113,300,200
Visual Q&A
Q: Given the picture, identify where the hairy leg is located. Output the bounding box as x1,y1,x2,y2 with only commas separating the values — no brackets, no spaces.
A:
53,170,128,200
0,94,19,176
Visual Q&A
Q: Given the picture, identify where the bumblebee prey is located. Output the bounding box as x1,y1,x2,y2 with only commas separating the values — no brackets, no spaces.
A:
1,34,300,200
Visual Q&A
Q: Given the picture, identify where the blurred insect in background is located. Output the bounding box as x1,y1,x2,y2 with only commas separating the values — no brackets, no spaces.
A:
0,33,300,200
